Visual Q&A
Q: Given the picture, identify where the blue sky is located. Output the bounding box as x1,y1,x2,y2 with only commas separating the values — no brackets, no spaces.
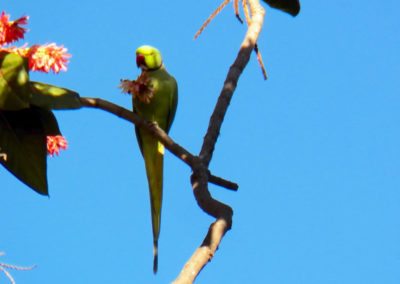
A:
1,1,400,283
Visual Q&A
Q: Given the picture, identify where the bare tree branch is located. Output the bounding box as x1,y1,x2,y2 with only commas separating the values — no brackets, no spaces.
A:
208,170,238,191
79,97,238,191
174,0,265,282
174,218,230,283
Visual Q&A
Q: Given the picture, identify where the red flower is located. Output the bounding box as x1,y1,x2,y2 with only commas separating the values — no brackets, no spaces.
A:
0,11,28,46
47,135,68,157
0,12,70,73
0,43,70,73
27,43,70,73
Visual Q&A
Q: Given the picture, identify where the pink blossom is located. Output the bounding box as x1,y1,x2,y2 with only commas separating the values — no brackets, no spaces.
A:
27,44,71,73
47,135,68,156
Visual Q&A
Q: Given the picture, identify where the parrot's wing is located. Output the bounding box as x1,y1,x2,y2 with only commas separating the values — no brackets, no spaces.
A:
165,76,178,134
134,107,144,156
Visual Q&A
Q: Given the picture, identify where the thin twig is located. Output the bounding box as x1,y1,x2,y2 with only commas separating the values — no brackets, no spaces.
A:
208,170,238,191
242,0,252,26
0,253,36,284
234,0,244,23
243,0,268,79
194,0,231,39
0,267,15,284
254,43,268,80
0,263,36,271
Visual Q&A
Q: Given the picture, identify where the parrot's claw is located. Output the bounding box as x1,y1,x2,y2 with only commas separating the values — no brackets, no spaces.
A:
146,121,159,130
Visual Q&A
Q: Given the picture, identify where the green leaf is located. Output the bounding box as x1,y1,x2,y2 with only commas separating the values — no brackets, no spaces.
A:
263,0,301,16
29,81,81,110
0,51,30,110
0,106,52,195
36,107,62,136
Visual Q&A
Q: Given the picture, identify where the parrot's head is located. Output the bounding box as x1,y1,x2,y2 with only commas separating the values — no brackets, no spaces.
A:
136,45,163,71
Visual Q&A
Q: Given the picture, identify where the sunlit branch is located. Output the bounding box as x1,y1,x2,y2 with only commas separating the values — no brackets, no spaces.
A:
174,0,265,283
200,0,265,166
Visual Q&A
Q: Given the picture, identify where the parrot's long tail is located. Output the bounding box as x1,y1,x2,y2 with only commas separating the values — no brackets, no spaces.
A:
142,139,164,274
153,241,158,273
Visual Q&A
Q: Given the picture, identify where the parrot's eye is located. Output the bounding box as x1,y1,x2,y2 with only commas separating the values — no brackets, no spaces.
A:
136,54,145,67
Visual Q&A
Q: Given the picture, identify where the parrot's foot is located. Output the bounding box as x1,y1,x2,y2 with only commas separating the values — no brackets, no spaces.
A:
146,121,159,131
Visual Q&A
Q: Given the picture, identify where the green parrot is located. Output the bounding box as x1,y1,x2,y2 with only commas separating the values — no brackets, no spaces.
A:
131,45,178,273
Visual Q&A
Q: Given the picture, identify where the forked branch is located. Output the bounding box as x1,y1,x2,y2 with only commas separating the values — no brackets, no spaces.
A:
174,0,265,283
195,0,268,80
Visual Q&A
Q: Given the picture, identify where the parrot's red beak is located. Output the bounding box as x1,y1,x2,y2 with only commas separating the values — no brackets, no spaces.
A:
136,54,145,68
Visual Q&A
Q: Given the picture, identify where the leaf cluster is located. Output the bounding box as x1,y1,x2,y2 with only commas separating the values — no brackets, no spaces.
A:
0,52,80,194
